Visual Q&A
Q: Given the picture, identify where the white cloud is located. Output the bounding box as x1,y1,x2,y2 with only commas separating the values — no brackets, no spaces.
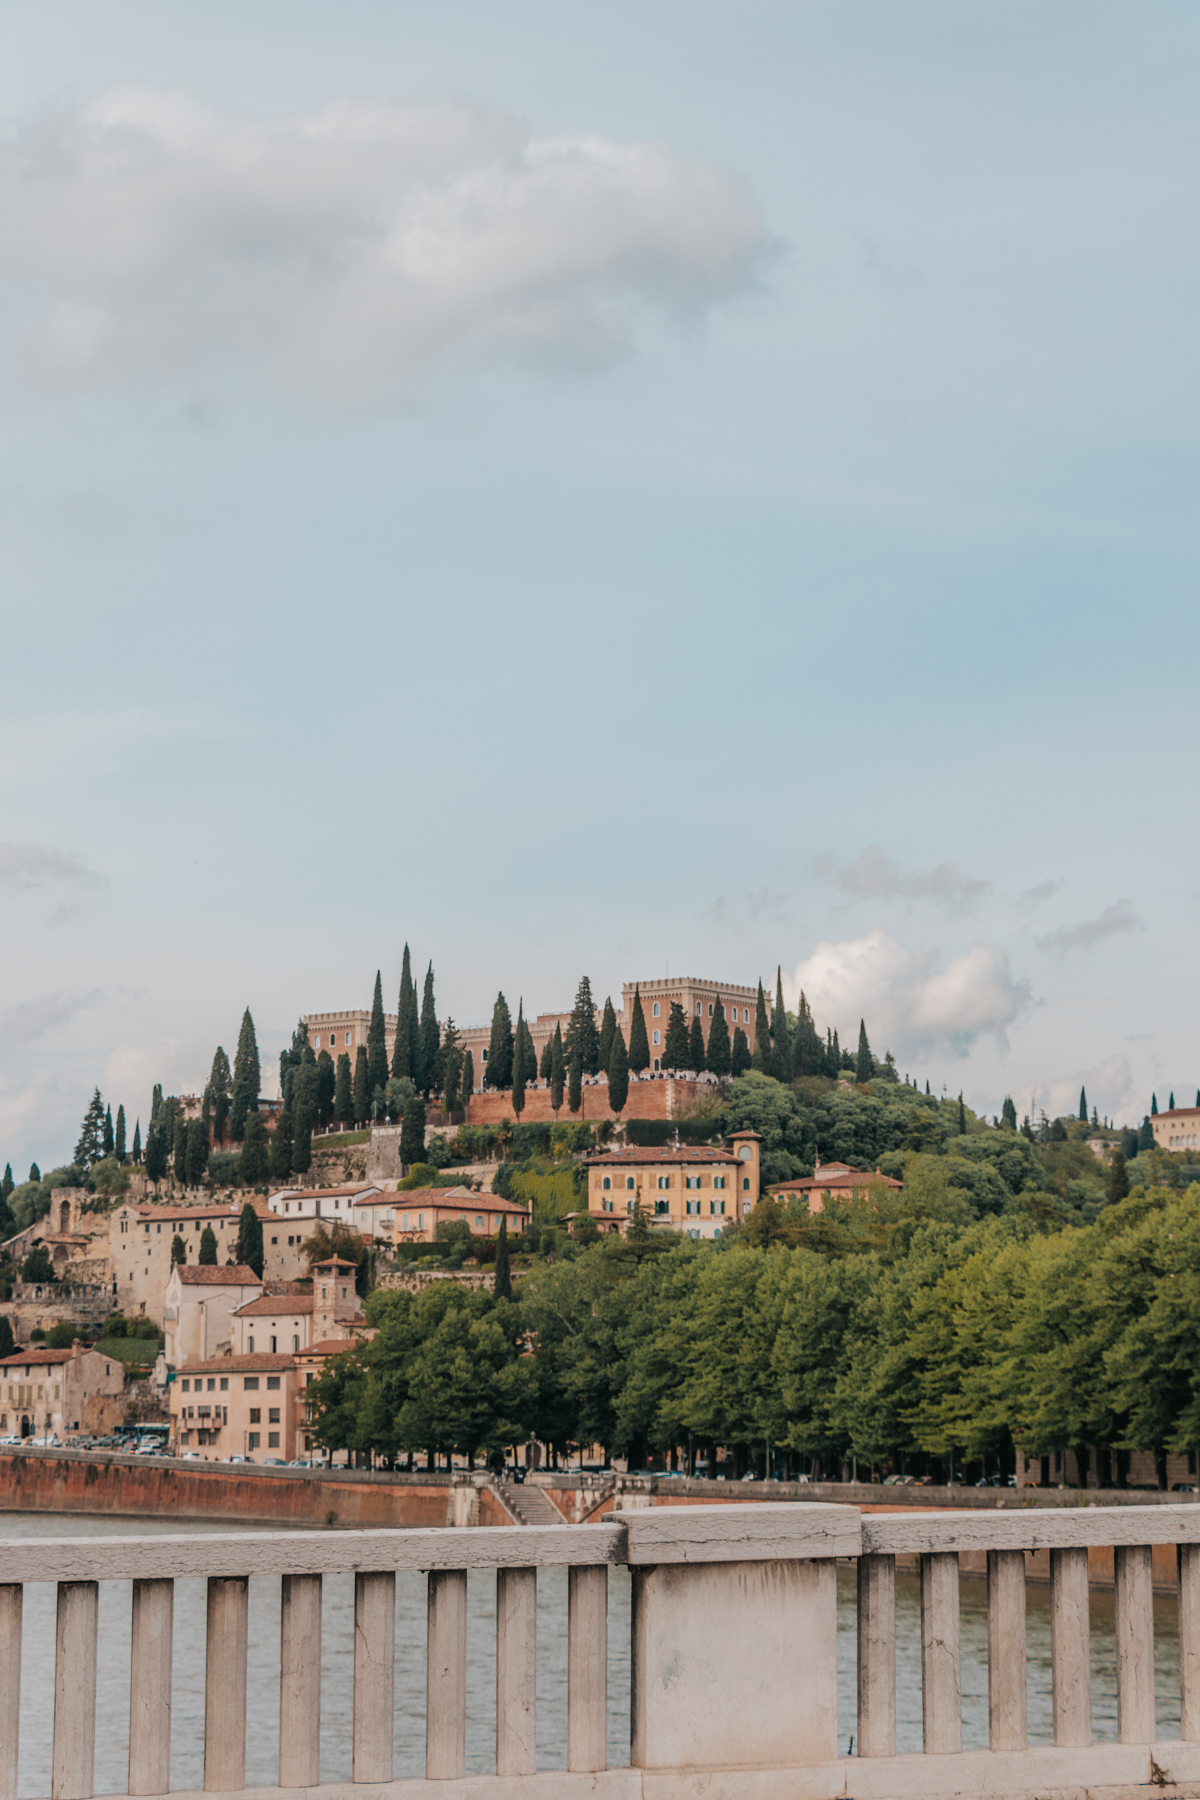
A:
0,88,770,412
0,842,105,890
814,844,990,915
785,928,1031,1056
0,990,103,1044
1035,899,1142,955
1019,1054,1135,1124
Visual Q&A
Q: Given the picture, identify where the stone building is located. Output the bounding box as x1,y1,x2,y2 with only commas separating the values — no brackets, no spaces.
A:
171,1352,300,1459
354,1189,528,1248
583,1132,762,1239
764,1162,903,1216
162,1264,264,1367
0,1343,126,1440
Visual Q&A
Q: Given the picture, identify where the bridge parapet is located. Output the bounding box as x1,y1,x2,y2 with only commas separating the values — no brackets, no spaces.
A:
9,1500,1200,1800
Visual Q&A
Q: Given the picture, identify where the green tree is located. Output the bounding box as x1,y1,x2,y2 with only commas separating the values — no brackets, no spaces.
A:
0,1166,12,1205
706,996,732,1077
1152,1093,1159,1115
150,1084,163,1128
144,1122,168,1184
461,1050,475,1103
400,1094,426,1168
170,1235,187,1267
292,1089,313,1174
27,1162,39,1183
0,1317,14,1358
485,993,514,1089
186,1117,209,1187
419,964,439,1097
1139,1115,1154,1151
751,984,771,1074
512,1004,528,1117
270,1106,294,1181
598,998,617,1076
539,1037,553,1080
103,1105,114,1159
1079,1087,1089,1123
392,944,422,1083
608,1025,629,1115
230,1008,261,1141
565,976,601,1076
958,1093,967,1135
173,1112,188,1188
771,969,791,1078
628,988,650,1074
236,1201,264,1278
855,1020,873,1084
21,1245,56,1283
731,1026,751,1077
568,1047,583,1115
206,1046,232,1145
315,1050,336,1130
441,1020,462,1116
1107,1150,1130,1204
74,1089,106,1171
367,970,389,1102
198,1225,218,1265
791,991,822,1078
494,1216,513,1302
353,1047,369,1126
1001,1096,1017,1131
130,1122,140,1164
662,1002,690,1072
550,1024,565,1115
239,1112,269,1184
114,1104,127,1163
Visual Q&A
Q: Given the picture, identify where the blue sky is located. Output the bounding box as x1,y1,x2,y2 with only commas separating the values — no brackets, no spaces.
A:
1,2,1197,1166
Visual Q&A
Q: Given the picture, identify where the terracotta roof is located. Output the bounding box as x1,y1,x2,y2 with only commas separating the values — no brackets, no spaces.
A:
233,1295,315,1317
176,1353,297,1374
586,1147,737,1167
175,1265,262,1287
766,1165,902,1193
304,1337,360,1356
131,1204,240,1222
312,1256,358,1270
1158,1108,1200,1120
390,1188,528,1212
269,1185,382,1201
0,1348,83,1367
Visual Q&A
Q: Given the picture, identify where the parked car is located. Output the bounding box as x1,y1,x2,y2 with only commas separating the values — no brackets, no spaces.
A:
0,1435,21,1447
178,1452,202,1461
883,1474,915,1486
261,1458,287,1466
225,1454,248,1464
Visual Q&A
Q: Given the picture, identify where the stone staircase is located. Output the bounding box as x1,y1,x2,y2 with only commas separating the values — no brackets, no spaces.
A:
498,1481,563,1527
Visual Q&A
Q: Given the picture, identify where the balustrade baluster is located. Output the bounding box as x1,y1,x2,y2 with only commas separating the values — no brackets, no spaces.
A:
204,1576,248,1792
0,1586,21,1800
129,1579,173,1797
52,1581,98,1800
426,1569,467,1779
280,1573,322,1788
986,1549,1027,1750
856,1553,895,1757
920,1551,961,1754
353,1571,395,1784
1050,1547,1091,1746
1181,1543,1200,1740
496,1567,537,1776
567,1564,607,1772
1115,1544,1155,1743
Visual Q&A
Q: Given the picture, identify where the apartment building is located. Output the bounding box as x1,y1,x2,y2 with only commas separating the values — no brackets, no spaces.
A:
0,1344,125,1440
171,1353,299,1459
583,1132,761,1239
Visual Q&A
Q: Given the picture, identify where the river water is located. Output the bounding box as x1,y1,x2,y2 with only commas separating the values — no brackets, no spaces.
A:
0,1512,1184,1794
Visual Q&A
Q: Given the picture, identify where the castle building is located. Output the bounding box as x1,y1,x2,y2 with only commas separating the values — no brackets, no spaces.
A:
582,1132,762,1239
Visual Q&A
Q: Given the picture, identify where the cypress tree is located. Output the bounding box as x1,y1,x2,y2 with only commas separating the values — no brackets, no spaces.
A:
512,1004,528,1117
130,1121,140,1164
292,1081,313,1174
565,977,601,1075
731,1026,751,1076
628,988,650,1075
144,1123,167,1184
440,1019,461,1116
75,1089,105,1170
855,1020,873,1084
688,1011,705,1073
114,1105,127,1163
1107,1150,1130,1204
598,998,617,1077
568,1046,583,1115
150,1084,163,1128
461,1049,475,1102
1170,1091,1176,1112
485,993,514,1089
0,1166,10,1204
1079,1086,1089,1123
368,971,389,1098
608,1025,629,1115
315,1051,336,1129
171,1234,187,1266
186,1117,209,1187
400,1095,426,1168
1139,1114,1154,1151
236,1201,264,1278
1001,1096,1017,1130
419,965,439,1097
353,1047,369,1125
771,969,791,1078
28,1162,40,1183
493,1216,513,1301
550,1024,565,1114
198,1225,218,1265
173,1113,188,1189
662,1002,690,1072
1152,1093,1159,1114
335,1053,354,1126
102,1106,114,1159
270,1106,294,1182
751,984,771,1073
539,1038,553,1080
239,1113,269,1184
207,1047,232,1144
831,1028,842,1074
0,1318,13,1358
957,1093,967,1134
230,1009,261,1141
791,991,821,1077
707,996,732,1077
392,945,419,1081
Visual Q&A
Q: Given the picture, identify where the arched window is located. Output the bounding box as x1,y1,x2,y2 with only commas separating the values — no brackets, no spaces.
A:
652,1030,660,1045
708,1003,714,1016
602,1176,611,1190
738,1145,753,1161
653,1002,662,1016
696,1002,702,1015
653,1058,660,1072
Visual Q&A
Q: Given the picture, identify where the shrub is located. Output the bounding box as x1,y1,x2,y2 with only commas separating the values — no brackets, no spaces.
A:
29,1328,45,1342
44,1322,83,1349
20,1246,56,1284
103,1314,127,1337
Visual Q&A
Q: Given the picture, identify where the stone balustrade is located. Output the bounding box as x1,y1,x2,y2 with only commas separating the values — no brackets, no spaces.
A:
8,1500,1200,1800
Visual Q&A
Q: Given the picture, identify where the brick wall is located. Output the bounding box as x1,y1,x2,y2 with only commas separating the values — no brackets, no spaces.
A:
464,1077,709,1127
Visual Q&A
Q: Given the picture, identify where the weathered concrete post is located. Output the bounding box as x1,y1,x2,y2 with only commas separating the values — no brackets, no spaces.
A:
623,1502,859,1773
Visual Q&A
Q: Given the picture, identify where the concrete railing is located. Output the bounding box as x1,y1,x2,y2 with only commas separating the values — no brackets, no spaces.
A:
8,1501,1200,1800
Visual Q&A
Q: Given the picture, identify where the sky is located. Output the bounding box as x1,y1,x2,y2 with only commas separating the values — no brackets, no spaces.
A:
1,1,1197,1168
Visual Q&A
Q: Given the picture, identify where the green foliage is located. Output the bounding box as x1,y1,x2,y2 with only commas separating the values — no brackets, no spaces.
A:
44,1320,83,1348
335,1053,354,1126
419,964,439,1097
0,1316,13,1357
392,944,421,1083
628,989,650,1074
485,993,514,1089
368,971,389,1098
20,1246,56,1284
855,1020,873,1085
400,1095,426,1168
567,1046,582,1116
270,1106,294,1181
687,1012,705,1074
565,976,600,1076
461,1050,475,1100
352,1047,369,1126
114,1105,127,1164
771,971,791,1079
198,1225,218,1264
239,1113,269,1184
731,1026,751,1077
608,1025,629,1116
494,1217,512,1301
549,1024,565,1114
706,995,731,1077
662,1002,690,1072
170,1234,187,1266
511,1003,528,1118
75,1089,106,1171
185,1118,209,1187
598,998,617,1076
230,1009,261,1142
95,1334,160,1366
751,984,770,1074
236,1202,264,1278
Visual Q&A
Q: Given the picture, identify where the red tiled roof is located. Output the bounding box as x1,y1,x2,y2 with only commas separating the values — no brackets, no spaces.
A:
131,1204,240,1222
0,1348,81,1367
766,1165,902,1193
304,1338,360,1356
175,1265,262,1286
176,1353,297,1374
234,1295,315,1316
586,1147,737,1167
390,1189,528,1213
269,1185,382,1200
1159,1109,1200,1120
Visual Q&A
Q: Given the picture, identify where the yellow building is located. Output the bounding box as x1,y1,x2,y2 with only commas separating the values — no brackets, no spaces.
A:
1151,1107,1200,1152
583,1132,761,1238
